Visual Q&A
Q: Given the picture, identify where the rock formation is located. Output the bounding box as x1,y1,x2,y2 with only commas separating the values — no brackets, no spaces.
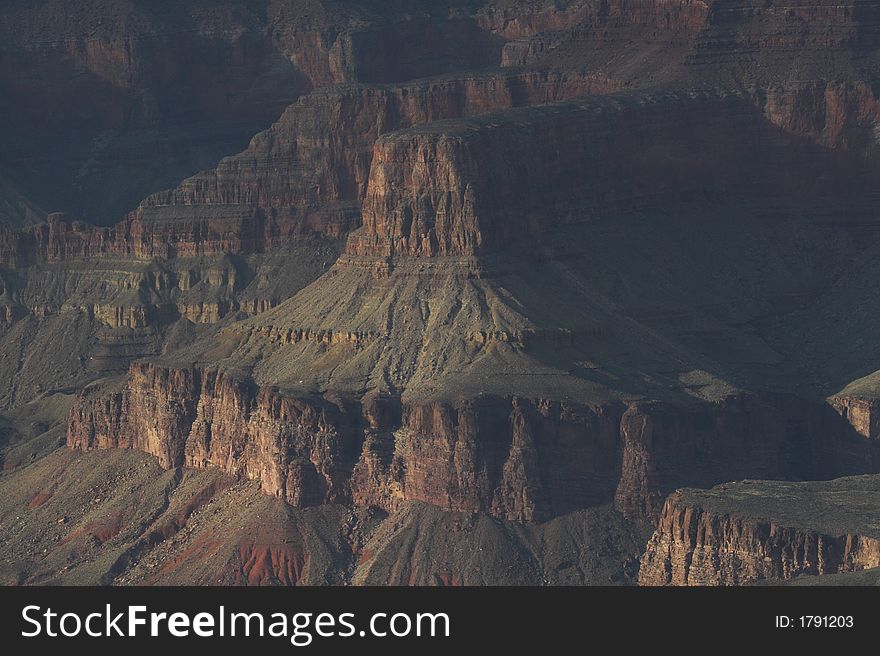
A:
6,0,880,586
68,364,880,524
640,477,880,585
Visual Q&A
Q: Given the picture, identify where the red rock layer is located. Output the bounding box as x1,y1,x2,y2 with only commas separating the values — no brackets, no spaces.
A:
68,364,361,506
0,1,519,133
68,364,880,523
0,70,613,267
639,492,880,585
498,0,880,72
613,396,876,521
762,81,880,150
135,70,616,246
348,90,849,258
828,395,880,440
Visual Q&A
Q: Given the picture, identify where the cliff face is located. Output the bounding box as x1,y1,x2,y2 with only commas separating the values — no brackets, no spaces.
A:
352,397,625,522
498,0,880,81
133,70,615,248
614,396,880,522
640,481,880,585
0,70,612,266
68,364,361,506
829,395,880,441
0,210,268,266
762,81,880,151
349,90,841,257
68,364,880,523
0,1,518,228
0,241,333,330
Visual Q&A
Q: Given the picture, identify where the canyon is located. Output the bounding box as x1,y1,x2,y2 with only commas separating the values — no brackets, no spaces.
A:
4,0,880,585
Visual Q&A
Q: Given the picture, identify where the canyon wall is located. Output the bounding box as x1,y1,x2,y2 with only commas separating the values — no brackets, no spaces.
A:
829,395,880,441
640,489,880,585
497,0,880,76
68,363,880,523
0,1,519,227
0,244,331,330
0,70,612,267
349,90,847,258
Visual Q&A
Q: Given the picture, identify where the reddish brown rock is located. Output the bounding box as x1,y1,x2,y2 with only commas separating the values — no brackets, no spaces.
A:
0,1,520,225
68,364,880,523
612,396,874,522
69,364,362,506
829,395,880,440
639,482,880,585
0,70,612,267
349,90,847,258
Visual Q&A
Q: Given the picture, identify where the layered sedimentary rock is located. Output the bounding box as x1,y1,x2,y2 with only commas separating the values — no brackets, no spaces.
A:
0,238,335,410
827,371,880,440
0,245,331,329
138,69,614,238
68,364,362,506
68,364,880,523
496,0,880,83
615,394,880,521
0,69,611,266
829,395,880,440
348,90,852,258
639,477,880,585
13,0,880,590
0,0,518,225
761,81,880,151
493,0,709,68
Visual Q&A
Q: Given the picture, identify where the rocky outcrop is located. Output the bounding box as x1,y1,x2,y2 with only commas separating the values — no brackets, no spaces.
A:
0,69,612,267
0,1,520,225
0,242,286,327
494,0,880,81
0,210,267,266
348,90,843,257
761,81,880,151
639,484,880,585
140,69,614,234
614,396,880,522
351,397,625,522
68,364,363,505
68,364,880,523
829,395,880,441
492,0,710,67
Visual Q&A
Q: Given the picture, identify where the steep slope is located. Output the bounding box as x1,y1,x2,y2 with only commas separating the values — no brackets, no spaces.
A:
0,442,646,585
7,0,880,587
0,238,338,410
639,476,880,585
67,89,880,526
0,70,611,265
0,0,513,226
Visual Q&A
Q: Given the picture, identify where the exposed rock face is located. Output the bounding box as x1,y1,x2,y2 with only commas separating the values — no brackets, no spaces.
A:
829,395,880,440
0,0,515,226
137,70,615,241
761,81,880,151
496,0,880,83
614,396,880,521
493,0,710,68
348,90,853,258
68,364,880,523
352,397,625,522
0,242,330,329
639,480,880,585
0,70,611,266
0,443,647,586
0,211,268,266
13,0,880,588
68,364,361,506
